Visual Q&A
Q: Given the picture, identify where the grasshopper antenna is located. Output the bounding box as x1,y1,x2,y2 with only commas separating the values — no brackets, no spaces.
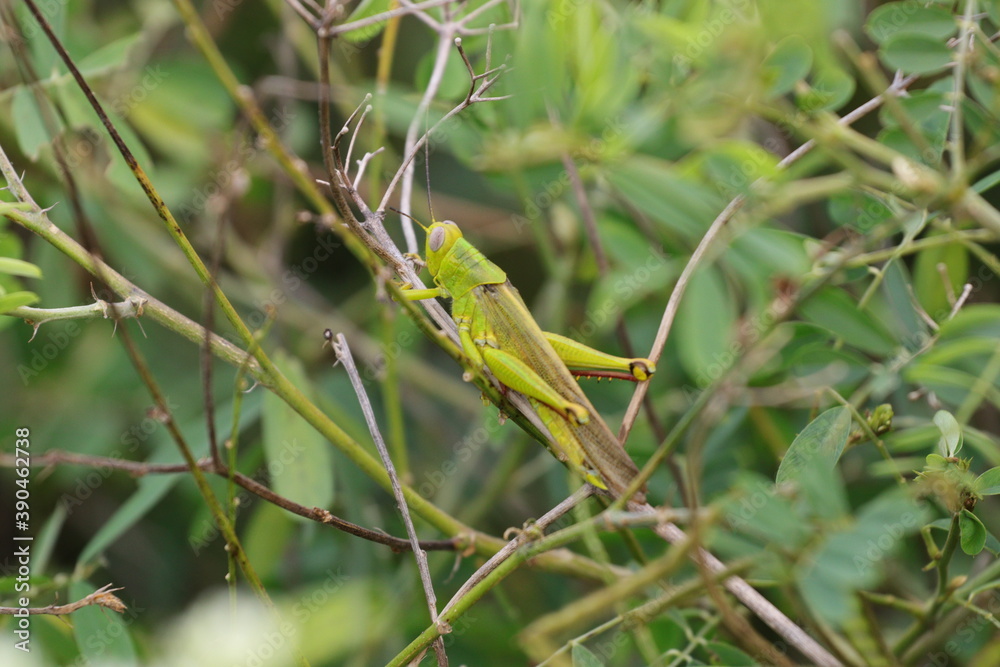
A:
388,206,428,232
424,107,435,223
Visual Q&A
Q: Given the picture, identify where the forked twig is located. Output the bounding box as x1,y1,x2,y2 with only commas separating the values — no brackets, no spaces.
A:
439,486,597,620
384,28,513,253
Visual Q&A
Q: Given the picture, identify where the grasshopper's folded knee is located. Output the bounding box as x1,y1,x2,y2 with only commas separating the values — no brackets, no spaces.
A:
630,359,656,382
564,402,590,425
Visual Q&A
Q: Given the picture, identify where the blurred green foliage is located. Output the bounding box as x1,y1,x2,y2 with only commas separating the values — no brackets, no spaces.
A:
1,0,1000,665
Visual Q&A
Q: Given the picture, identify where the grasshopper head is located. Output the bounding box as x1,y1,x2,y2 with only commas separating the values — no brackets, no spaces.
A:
425,220,463,277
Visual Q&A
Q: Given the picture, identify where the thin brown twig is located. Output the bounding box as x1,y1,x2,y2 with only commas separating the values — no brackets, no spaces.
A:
0,449,459,553
283,0,320,29
0,584,126,616
378,35,510,218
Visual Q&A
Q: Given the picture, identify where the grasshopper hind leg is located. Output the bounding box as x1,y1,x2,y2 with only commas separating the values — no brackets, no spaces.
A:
479,347,591,425
543,332,656,381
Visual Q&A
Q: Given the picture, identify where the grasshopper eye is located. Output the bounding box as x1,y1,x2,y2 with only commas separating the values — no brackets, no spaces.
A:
429,227,446,252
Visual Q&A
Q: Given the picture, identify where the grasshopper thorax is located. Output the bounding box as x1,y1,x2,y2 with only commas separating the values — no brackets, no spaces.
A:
425,220,463,277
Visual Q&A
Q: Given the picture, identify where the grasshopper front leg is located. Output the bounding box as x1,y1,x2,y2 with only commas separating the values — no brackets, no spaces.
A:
543,332,656,382
398,284,447,301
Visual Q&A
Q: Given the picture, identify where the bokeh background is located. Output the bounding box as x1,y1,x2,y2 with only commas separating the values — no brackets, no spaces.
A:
2,1,1000,665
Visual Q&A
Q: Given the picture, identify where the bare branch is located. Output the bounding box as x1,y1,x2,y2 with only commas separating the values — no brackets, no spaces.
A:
0,584,126,616
331,332,450,665
0,449,459,553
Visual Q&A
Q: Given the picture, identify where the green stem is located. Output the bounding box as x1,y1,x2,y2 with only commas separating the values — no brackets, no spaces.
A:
844,229,997,267
894,513,961,655
384,512,622,667
10,298,146,327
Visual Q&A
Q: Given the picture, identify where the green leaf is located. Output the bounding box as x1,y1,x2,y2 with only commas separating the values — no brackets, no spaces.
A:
723,472,813,546
881,261,926,348
14,2,64,76
917,337,1000,369
682,140,781,198
262,351,334,517
865,3,958,43
925,452,949,468
959,509,987,555
126,60,235,166
907,364,1000,410
880,32,953,75
587,244,674,336
974,467,1000,495
0,291,39,313
877,90,952,164
70,581,138,665
797,487,927,625
33,504,67,574
933,410,963,457
78,474,180,565
342,0,392,44
727,228,812,281
0,257,42,279
827,190,894,231
76,33,142,77
776,406,852,485
675,266,736,384
243,501,297,580
937,304,1000,340
799,65,855,112
571,643,606,667
762,35,813,98
606,158,719,239
703,641,755,665
913,239,968,321
985,532,1000,557
12,87,50,160
973,167,1000,195
798,287,898,355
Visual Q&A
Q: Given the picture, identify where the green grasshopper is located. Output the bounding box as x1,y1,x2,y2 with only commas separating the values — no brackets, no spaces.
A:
401,219,654,502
